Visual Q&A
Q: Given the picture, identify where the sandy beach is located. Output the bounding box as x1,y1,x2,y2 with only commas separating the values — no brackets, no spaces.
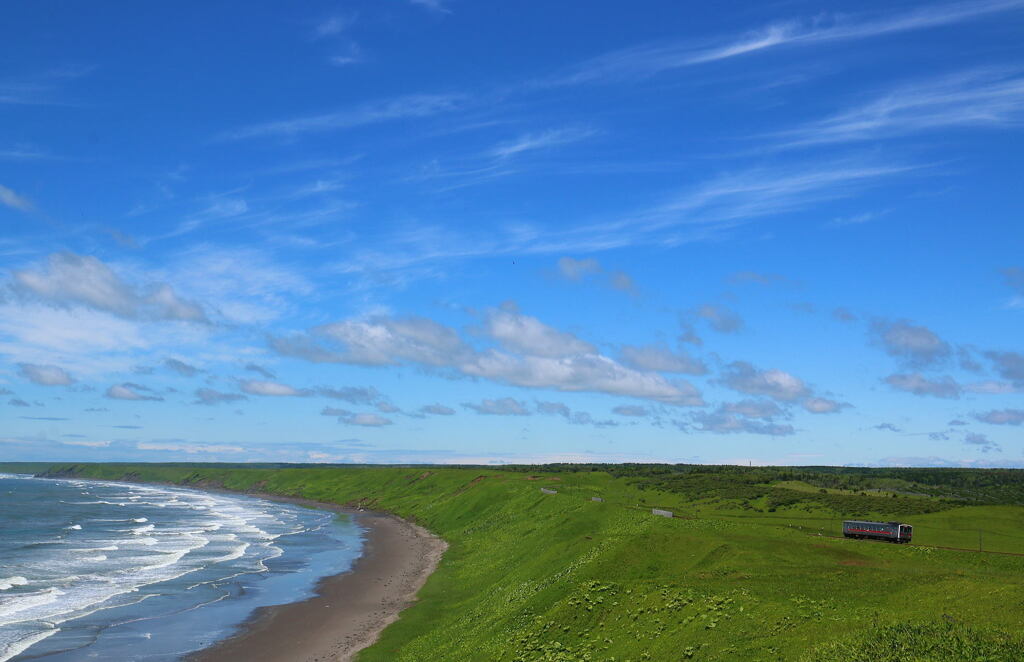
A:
187,496,447,662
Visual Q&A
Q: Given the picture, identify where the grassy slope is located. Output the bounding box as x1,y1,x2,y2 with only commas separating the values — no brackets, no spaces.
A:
13,463,1024,662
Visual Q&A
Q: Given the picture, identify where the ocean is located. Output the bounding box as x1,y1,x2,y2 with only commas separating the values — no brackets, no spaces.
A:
0,474,364,661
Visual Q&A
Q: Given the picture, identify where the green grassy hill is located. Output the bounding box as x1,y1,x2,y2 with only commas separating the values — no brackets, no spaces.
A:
8,463,1024,661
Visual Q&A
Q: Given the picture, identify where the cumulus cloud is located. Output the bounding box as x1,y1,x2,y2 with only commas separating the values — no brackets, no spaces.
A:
537,401,571,417
695,304,743,333
690,409,794,436
315,315,470,366
420,403,455,416
964,380,1023,394
884,373,960,399
482,304,596,358
983,350,1024,383
461,351,705,405
8,398,30,407
720,361,809,402
974,409,1024,426
13,252,207,323
342,413,393,427
18,363,75,386
722,399,785,419
874,422,902,432
193,388,247,405
870,319,950,367
462,397,530,416
568,411,618,427
244,363,276,379
802,397,850,414
105,383,163,401
316,386,383,405
535,400,618,426
239,380,309,397
274,312,704,406
618,343,707,375
321,406,393,426
164,358,200,377
612,405,649,417
964,432,1000,453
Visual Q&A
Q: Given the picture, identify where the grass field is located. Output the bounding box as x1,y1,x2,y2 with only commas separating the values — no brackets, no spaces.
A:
6,462,1024,661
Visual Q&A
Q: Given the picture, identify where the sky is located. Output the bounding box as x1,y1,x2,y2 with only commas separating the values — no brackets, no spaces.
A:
1,1,1023,467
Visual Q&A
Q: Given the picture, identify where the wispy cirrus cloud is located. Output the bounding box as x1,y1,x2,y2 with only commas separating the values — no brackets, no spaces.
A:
0,185,33,212
490,127,596,160
221,94,463,141
545,1,1024,87
772,69,1024,149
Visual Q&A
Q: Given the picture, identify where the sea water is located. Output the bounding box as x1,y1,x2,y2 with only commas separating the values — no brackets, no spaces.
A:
0,474,364,661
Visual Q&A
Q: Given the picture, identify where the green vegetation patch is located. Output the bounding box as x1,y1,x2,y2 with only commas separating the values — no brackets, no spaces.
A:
805,622,1024,662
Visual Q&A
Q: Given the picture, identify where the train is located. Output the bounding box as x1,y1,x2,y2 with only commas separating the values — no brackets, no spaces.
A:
842,520,913,543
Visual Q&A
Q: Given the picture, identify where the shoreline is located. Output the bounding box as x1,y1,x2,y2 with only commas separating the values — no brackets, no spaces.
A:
184,492,448,662
23,474,446,662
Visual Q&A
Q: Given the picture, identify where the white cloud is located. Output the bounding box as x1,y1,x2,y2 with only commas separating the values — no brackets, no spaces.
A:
106,383,163,401
342,413,393,427
409,0,450,13
462,398,530,416
314,15,353,39
884,373,961,399
619,344,707,375
964,380,1024,394
695,304,743,333
802,397,849,414
18,363,74,386
557,257,601,281
548,1,1024,86
722,399,785,419
194,388,247,405
490,127,595,160
13,252,207,323
482,305,595,358
870,319,951,367
275,311,704,406
420,403,455,415
461,351,704,405
239,380,308,397
0,184,33,212
720,362,809,402
775,69,1024,149
62,439,111,448
964,432,1000,453
974,409,1024,425
164,358,200,377
137,441,245,453
222,94,462,141
689,409,795,436
613,405,649,417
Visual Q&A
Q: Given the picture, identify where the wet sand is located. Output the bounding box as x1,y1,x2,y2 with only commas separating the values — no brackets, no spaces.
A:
187,496,447,662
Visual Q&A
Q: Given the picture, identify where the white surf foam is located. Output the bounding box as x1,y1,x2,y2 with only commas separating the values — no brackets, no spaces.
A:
0,577,27,591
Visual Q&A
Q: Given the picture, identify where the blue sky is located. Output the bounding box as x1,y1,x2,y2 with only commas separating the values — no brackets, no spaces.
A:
2,0,1023,466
